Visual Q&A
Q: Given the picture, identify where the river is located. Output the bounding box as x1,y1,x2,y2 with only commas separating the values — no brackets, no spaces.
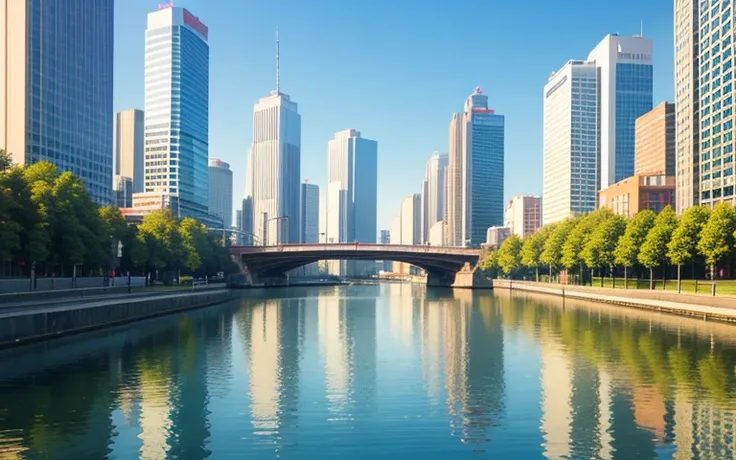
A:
0,283,735,459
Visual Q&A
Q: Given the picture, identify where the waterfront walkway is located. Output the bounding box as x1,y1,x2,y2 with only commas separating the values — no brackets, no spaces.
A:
494,279,736,323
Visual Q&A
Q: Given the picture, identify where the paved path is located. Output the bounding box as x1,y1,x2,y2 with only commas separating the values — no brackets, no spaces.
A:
495,280,736,323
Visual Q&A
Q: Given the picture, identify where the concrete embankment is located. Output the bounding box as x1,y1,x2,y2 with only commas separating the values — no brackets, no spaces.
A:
493,279,736,323
0,289,232,347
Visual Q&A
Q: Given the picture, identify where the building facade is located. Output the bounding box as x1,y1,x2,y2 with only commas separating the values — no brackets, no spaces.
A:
598,174,675,218
422,151,448,244
379,230,391,272
505,195,541,238
325,129,378,276
543,60,600,225
0,0,114,204
115,109,145,194
486,226,511,249
695,0,736,207
446,89,505,246
674,0,699,213
588,34,654,190
635,102,676,176
114,175,134,209
143,6,209,220
300,182,319,243
208,158,233,228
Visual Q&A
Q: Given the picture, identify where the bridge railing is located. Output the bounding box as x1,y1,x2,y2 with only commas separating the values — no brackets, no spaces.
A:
229,243,480,255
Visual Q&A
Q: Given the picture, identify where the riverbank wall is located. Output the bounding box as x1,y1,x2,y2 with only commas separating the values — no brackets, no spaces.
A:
0,289,232,347
493,279,736,323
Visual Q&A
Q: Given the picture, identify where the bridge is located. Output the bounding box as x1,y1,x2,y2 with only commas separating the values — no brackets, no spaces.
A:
229,244,489,288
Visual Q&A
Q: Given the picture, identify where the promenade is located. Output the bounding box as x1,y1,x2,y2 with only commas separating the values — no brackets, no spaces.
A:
493,279,736,323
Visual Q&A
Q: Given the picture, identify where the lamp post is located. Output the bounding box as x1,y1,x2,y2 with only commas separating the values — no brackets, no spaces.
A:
264,215,290,245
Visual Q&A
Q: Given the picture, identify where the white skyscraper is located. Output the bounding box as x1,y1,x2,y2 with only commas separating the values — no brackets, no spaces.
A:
325,129,378,276
115,109,145,194
208,159,233,228
143,5,210,221
247,33,301,245
422,152,448,243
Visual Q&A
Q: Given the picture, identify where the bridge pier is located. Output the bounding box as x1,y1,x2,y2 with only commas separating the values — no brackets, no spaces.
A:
426,263,492,288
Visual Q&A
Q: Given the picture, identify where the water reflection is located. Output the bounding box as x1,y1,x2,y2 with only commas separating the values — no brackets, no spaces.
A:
0,287,736,457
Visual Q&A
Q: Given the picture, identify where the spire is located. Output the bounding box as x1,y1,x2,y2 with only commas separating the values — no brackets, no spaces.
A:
276,28,280,94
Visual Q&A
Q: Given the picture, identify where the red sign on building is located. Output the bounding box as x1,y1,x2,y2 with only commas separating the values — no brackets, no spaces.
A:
183,9,208,39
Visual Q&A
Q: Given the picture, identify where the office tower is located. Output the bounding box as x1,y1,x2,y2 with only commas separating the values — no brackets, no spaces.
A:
401,193,422,245
486,226,511,248
115,109,145,194
674,0,699,213
505,195,541,238
208,159,233,228
300,181,319,243
241,196,254,244
422,152,448,243
325,129,378,276
445,89,505,246
543,60,600,225
143,5,209,220
248,33,301,245
694,1,735,207
114,176,134,208
379,230,391,272
0,0,114,204
588,34,654,189
235,209,243,244
635,102,676,176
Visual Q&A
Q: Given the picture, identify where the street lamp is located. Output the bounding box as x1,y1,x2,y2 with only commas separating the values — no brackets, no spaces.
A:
263,215,290,246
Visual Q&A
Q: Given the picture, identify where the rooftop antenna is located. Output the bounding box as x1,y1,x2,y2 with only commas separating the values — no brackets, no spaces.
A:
276,28,280,94
640,20,644,37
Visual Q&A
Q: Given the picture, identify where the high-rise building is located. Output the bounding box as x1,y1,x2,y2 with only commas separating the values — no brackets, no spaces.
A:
486,226,511,249
300,182,319,243
114,175,134,209
115,109,145,194
235,209,243,244
143,5,209,220
635,102,676,176
505,195,541,238
241,196,254,244
588,34,654,189
445,89,505,246
0,0,114,204
674,0,699,213
422,152,448,243
543,34,653,225
325,129,378,276
401,193,422,246
247,34,301,245
379,230,391,272
693,1,735,208
208,159,233,228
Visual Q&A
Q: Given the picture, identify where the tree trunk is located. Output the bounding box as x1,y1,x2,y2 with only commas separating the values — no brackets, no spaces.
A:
649,268,654,290
624,266,628,289
612,266,616,289
535,266,539,283
712,263,717,296
677,263,682,294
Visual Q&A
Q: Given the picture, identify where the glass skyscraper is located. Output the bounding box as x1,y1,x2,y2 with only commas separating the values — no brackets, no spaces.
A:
1,0,114,204
300,182,319,244
588,34,653,190
144,5,209,219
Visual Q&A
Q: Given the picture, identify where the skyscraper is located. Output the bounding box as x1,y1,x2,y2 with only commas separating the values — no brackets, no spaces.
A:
634,102,675,176
445,89,505,246
143,5,209,220
0,0,114,204
300,182,319,243
691,1,734,208
247,33,301,245
543,60,600,225
400,193,422,246
504,195,541,238
588,34,653,189
115,109,145,194
325,129,378,276
422,152,448,243
208,159,233,228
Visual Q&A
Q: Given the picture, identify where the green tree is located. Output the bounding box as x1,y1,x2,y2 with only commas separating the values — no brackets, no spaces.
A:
668,206,711,293
178,217,209,272
0,149,12,172
638,206,678,289
561,209,611,283
698,202,736,295
0,167,48,268
99,206,130,270
521,225,552,282
582,213,626,287
614,209,656,288
498,235,523,277
479,249,499,278
135,210,182,283
541,218,577,280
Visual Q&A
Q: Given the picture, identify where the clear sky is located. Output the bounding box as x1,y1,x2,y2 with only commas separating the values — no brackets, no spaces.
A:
114,0,675,232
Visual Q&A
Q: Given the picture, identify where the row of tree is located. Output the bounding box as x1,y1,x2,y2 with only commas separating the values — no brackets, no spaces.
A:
483,202,736,292
0,151,238,281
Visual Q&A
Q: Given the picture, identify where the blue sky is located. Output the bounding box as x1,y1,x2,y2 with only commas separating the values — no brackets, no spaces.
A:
114,0,675,231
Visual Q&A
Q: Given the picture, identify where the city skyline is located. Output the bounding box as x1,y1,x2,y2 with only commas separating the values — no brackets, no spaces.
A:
112,0,676,231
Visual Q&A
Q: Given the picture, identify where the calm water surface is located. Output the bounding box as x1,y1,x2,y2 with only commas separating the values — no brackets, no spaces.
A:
1,284,736,459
